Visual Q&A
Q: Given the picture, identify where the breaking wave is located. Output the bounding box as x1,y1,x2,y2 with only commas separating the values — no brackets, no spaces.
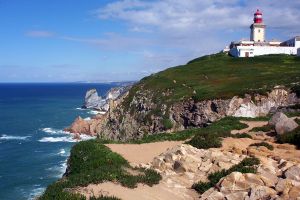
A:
38,136,75,143
0,134,30,141
41,128,69,135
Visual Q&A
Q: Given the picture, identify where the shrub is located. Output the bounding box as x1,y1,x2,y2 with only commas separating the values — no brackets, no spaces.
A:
162,118,173,129
187,133,222,149
187,117,248,149
233,133,252,139
291,85,300,98
277,127,300,148
192,157,260,194
250,125,273,132
250,142,274,150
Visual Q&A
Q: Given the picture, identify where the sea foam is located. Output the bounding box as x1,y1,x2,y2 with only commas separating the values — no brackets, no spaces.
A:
41,128,69,135
0,134,30,141
38,136,75,143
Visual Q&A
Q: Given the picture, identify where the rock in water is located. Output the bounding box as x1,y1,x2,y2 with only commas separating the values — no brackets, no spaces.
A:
65,116,90,134
269,112,298,134
82,89,103,110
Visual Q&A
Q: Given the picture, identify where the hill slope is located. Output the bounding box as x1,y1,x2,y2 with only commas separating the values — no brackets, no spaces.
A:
98,53,300,140
126,53,300,106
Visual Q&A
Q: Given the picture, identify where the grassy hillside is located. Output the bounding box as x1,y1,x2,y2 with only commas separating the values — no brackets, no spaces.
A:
124,53,300,110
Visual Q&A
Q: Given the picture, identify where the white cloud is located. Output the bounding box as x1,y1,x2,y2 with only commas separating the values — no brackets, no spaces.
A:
92,0,300,72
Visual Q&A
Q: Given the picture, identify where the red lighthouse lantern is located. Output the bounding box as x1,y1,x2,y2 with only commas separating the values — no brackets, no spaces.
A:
254,9,263,23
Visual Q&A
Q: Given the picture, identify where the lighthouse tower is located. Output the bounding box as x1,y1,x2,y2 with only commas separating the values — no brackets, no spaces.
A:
250,9,266,42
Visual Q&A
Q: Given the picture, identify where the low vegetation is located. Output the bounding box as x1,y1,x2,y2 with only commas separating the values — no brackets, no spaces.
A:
39,140,161,200
277,127,300,148
250,124,273,132
122,53,300,112
186,117,248,149
250,142,274,150
192,157,260,194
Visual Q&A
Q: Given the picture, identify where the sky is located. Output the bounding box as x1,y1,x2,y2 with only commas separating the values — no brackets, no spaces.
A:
0,0,299,82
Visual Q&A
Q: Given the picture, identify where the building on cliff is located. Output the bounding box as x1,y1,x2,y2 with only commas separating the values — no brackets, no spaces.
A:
228,9,300,57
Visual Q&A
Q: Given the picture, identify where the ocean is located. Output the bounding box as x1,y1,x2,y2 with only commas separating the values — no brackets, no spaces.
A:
0,83,117,200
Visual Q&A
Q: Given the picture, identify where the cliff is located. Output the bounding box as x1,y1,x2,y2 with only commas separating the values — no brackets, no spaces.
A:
94,54,300,140
67,53,300,140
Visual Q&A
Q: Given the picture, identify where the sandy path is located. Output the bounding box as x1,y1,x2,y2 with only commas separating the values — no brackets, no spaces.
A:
105,141,183,165
231,120,268,134
75,181,198,200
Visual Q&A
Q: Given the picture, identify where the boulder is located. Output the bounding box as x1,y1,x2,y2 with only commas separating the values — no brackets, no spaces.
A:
247,185,277,200
219,172,251,194
269,112,298,134
284,165,300,182
269,112,289,126
275,118,298,135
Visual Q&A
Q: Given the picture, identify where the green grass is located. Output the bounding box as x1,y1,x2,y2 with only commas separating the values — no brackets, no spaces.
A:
277,126,300,148
192,157,260,194
186,117,248,149
233,133,252,139
39,140,161,200
122,53,300,112
249,142,274,150
250,125,273,132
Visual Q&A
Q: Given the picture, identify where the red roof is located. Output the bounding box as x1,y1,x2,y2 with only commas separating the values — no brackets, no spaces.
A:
255,9,262,15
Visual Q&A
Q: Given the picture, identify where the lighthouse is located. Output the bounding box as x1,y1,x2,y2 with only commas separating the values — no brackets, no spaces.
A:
250,9,266,42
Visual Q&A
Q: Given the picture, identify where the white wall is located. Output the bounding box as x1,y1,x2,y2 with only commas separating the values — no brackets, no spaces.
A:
230,46,297,57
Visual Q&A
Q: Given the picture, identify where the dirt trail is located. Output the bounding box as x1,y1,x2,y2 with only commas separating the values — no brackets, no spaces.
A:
105,141,183,166
74,181,198,200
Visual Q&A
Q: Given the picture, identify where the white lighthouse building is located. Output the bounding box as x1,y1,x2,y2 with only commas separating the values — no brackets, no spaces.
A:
229,9,300,57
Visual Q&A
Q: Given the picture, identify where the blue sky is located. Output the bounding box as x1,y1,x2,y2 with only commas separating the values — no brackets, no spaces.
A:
0,0,299,82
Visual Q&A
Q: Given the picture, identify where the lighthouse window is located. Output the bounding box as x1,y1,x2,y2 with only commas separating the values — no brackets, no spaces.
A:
258,29,261,33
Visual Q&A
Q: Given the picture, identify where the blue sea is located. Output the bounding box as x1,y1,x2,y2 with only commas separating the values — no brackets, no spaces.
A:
0,83,117,200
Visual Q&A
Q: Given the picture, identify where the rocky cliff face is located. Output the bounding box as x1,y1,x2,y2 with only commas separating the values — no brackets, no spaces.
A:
93,87,299,141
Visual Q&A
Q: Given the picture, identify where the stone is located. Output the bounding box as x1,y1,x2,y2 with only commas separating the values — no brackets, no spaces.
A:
224,191,248,200
269,112,289,126
284,165,300,182
173,160,186,173
201,188,225,200
244,173,265,186
257,168,279,187
219,172,250,194
268,112,298,134
289,186,300,199
275,118,298,135
275,178,293,194
248,185,277,200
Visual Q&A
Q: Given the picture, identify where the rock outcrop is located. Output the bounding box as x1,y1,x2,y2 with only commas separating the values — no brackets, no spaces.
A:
64,116,104,136
269,112,298,134
82,89,104,110
95,88,299,141
82,86,131,112
227,88,298,118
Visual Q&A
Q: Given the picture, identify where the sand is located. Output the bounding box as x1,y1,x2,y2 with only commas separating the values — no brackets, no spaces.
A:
105,141,183,165
74,181,199,200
